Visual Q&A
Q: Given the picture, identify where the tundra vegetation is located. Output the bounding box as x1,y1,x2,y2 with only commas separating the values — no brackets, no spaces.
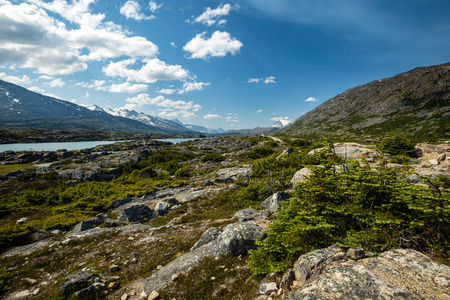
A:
0,136,448,299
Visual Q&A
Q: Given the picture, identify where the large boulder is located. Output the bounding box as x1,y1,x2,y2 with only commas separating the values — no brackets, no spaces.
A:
190,227,222,251
142,222,265,294
116,203,153,223
261,192,291,214
283,247,450,299
290,167,313,186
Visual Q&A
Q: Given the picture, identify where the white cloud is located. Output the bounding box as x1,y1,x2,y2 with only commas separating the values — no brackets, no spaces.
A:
226,114,239,122
157,88,177,94
81,80,148,93
183,31,243,59
256,109,263,113
125,93,202,118
103,58,189,83
264,76,276,84
120,1,155,21
83,92,90,98
247,78,260,83
305,96,319,102
170,42,177,48
178,81,210,94
149,1,163,13
39,75,54,80
248,76,275,84
45,78,65,88
0,73,32,85
203,114,223,119
194,3,239,26
271,116,289,122
0,0,159,75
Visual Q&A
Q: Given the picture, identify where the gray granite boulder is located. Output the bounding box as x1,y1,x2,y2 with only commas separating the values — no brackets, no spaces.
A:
190,227,222,251
60,271,95,295
233,207,261,222
283,247,450,300
116,203,153,223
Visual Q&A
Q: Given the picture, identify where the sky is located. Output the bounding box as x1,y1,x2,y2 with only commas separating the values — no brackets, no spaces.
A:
0,0,449,130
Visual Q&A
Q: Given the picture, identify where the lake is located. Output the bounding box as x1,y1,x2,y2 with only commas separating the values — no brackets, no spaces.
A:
0,138,204,153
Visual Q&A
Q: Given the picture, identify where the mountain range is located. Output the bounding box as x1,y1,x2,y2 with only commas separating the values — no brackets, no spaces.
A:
278,62,450,140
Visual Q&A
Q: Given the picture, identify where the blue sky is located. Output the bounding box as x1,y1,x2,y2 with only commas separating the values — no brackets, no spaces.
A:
1,0,449,129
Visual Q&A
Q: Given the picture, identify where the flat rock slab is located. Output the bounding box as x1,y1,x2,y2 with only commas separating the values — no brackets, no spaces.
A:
283,248,450,300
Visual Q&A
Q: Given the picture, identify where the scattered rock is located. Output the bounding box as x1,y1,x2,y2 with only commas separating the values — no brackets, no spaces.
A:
148,290,160,300
108,281,119,289
406,173,420,183
112,197,133,208
261,192,291,214
16,217,28,225
215,222,266,256
203,180,214,186
121,293,129,300
346,248,365,260
109,265,120,272
214,167,251,183
75,284,101,299
32,288,40,296
60,271,95,295
260,282,278,295
429,159,440,165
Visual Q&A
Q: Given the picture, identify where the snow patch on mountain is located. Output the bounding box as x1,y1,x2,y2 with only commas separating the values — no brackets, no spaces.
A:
271,117,292,128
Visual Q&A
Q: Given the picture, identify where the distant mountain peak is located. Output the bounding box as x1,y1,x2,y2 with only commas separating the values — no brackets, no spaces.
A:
271,118,292,128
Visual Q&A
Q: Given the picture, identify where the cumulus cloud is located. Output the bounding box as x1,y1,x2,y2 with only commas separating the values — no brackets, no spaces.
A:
45,78,65,88
256,109,263,113
305,96,318,102
125,93,202,118
183,31,243,59
0,73,32,85
178,81,210,94
157,88,177,95
193,3,239,26
203,114,223,119
103,58,189,83
149,1,163,13
39,75,54,80
0,0,158,75
120,1,155,21
226,114,239,122
79,80,148,93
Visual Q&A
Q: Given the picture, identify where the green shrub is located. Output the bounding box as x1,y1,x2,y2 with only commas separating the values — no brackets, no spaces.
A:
0,267,9,295
174,166,191,178
378,137,417,157
244,147,275,159
248,160,449,275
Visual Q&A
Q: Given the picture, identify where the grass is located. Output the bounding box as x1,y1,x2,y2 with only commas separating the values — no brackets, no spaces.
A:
0,164,35,176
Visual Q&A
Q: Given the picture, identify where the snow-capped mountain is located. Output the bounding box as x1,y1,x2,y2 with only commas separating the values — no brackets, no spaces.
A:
99,107,190,132
182,123,226,134
271,118,293,128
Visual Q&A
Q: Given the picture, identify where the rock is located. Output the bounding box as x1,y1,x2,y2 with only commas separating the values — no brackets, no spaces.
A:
203,180,214,186
13,290,31,298
108,281,119,289
290,167,313,186
277,148,293,159
437,153,447,162
109,265,120,272
280,269,295,290
148,290,160,300
214,167,251,183
261,192,291,214
406,173,420,183
121,293,129,300
31,231,51,241
116,203,153,223
154,202,170,211
233,207,260,222
260,282,278,295
190,227,222,251
216,222,266,256
171,274,179,281
75,284,101,299
60,271,95,295
142,221,265,294
429,159,440,165
112,197,133,208
346,248,365,260
167,197,179,206
283,248,450,300
51,229,62,235
16,217,28,225
32,288,40,295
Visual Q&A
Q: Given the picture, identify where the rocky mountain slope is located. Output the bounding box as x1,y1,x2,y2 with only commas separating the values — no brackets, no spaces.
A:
278,62,450,139
0,80,177,134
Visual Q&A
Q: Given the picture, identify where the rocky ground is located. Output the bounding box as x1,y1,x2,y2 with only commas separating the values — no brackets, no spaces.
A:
0,137,449,300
